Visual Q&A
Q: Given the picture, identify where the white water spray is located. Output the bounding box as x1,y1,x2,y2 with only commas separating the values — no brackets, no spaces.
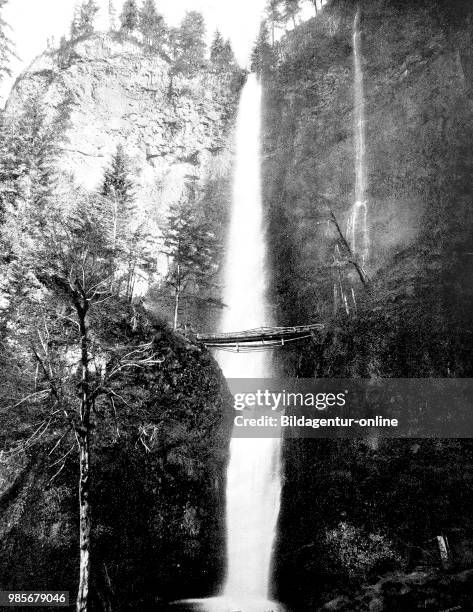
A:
218,74,282,611
347,8,369,264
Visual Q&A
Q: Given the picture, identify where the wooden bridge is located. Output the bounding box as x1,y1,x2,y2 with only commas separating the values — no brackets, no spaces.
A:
196,324,324,352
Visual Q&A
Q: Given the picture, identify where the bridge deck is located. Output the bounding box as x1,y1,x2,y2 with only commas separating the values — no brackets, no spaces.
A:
197,324,324,349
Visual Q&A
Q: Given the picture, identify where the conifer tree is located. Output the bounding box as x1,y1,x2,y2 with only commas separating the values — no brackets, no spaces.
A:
70,0,99,39
120,0,139,33
0,0,15,83
284,0,301,27
81,0,99,35
265,0,284,44
0,95,70,235
108,0,117,31
251,21,276,76
210,30,225,63
210,31,237,72
101,143,135,247
172,11,207,75
223,39,236,64
57,36,72,68
139,0,166,47
101,144,154,300
161,187,220,330
70,3,81,39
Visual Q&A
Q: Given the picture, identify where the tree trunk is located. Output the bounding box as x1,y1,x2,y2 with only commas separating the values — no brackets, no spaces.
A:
112,197,118,249
173,287,180,330
76,307,91,612
173,265,181,330
77,432,91,612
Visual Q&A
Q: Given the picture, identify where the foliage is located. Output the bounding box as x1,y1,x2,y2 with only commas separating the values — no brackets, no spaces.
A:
0,0,15,83
57,36,73,69
101,144,156,301
71,0,99,39
324,521,401,580
0,310,232,606
284,0,302,26
169,11,207,77
251,21,277,76
102,144,134,207
139,0,167,49
161,187,221,329
120,0,139,33
108,0,117,31
210,31,237,73
0,95,71,257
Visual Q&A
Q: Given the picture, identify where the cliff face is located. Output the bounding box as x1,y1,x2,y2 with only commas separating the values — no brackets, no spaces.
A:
7,33,238,238
263,0,473,343
266,2,473,610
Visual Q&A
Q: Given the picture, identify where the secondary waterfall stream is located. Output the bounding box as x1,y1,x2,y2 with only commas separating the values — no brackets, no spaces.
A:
347,7,369,264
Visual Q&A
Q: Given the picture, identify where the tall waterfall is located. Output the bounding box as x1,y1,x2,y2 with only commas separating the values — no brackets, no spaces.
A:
347,8,369,264
218,74,282,611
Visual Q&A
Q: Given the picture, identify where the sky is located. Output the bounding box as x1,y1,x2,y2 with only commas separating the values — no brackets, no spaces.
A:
1,0,268,101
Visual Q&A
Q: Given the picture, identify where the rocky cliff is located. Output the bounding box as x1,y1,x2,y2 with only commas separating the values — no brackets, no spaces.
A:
264,2,473,610
264,0,473,347
6,33,240,273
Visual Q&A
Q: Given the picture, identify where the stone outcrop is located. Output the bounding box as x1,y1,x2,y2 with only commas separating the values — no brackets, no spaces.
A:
7,33,239,222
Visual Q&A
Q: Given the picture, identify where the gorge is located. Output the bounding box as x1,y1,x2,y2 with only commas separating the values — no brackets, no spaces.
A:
2,1,473,611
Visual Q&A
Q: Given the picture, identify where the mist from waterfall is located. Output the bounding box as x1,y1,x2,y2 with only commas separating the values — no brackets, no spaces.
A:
347,7,369,265
217,73,282,611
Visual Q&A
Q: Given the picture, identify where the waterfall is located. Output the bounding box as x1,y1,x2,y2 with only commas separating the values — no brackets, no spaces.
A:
347,8,369,265
171,74,282,612
218,74,282,611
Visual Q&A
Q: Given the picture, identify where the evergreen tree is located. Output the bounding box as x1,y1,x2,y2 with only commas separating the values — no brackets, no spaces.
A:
101,144,154,300
161,187,220,330
120,0,139,33
222,39,237,68
251,21,276,76
265,0,284,44
108,0,117,31
284,0,301,27
0,0,15,82
57,36,72,68
210,31,237,72
81,0,99,35
70,0,99,39
210,30,225,63
0,95,70,237
101,143,135,246
172,11,207,74
70,3,81,39
309,0,323,15
139,0,166,47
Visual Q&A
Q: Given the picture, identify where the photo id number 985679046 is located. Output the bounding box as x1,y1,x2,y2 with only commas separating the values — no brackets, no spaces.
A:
0,592,69,607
